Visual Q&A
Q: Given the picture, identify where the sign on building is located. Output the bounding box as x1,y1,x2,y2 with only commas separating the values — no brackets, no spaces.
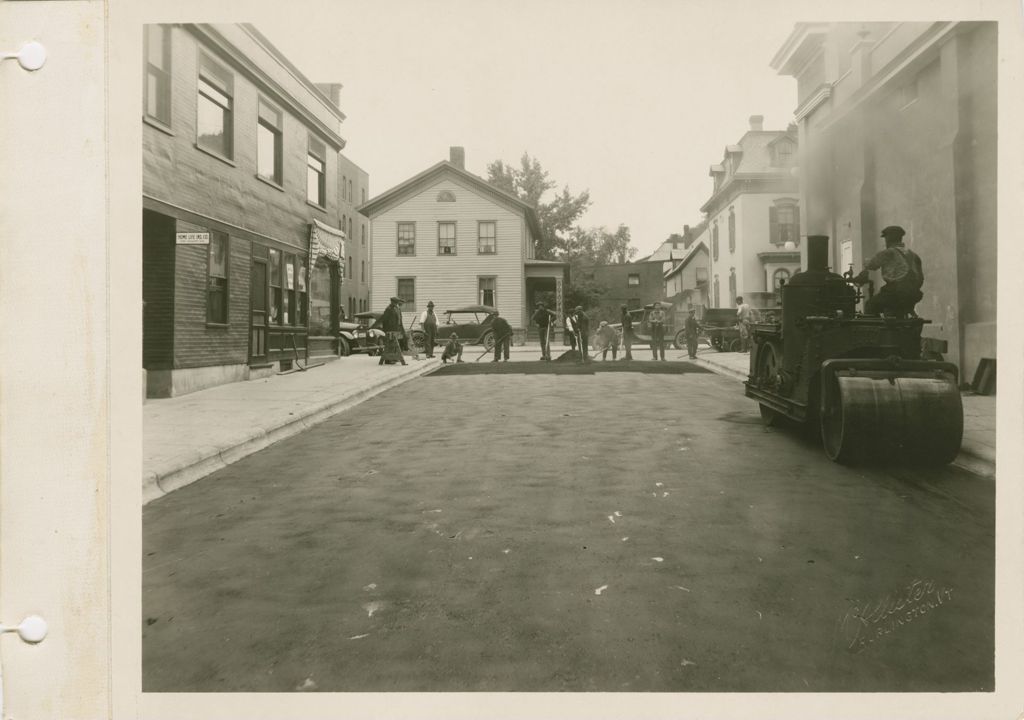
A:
176,232,210,245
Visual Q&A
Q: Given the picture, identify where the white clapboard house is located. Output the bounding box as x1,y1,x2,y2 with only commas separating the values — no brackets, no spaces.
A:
359,147,568,342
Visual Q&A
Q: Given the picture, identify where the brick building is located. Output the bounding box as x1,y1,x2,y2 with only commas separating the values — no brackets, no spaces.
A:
142,24,345,396
576,259,672,324
338,155,370,321
771,22,996,381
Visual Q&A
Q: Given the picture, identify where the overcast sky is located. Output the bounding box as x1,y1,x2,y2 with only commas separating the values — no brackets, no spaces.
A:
256,0,800,258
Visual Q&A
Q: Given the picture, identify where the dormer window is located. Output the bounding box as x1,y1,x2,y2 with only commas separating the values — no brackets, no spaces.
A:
772,139,796,166
437,190,456,202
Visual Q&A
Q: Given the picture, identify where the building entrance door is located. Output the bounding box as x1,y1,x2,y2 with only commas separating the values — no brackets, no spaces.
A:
250,259,268,363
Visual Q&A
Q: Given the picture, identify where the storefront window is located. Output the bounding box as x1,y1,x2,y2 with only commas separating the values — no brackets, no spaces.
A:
309,260,334,335
269,248,281,324
284,255,295,326
297,259,307,326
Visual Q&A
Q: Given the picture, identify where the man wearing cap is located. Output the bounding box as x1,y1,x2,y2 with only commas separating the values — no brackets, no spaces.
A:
490,310,512,362
441,332,463,364
531,301,557,361
648,302,667,361
595,320,619,361
619,304,634,361
378,296,407,365
684,308,700,359
418,300,439,358
853,226,925,317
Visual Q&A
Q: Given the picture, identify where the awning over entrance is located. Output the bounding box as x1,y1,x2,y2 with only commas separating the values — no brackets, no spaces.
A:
310,219,346,270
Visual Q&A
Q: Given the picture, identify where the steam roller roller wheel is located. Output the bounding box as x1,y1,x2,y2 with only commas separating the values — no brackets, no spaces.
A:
820,372,963,465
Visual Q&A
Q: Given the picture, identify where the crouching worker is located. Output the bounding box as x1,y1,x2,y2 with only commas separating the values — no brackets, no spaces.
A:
442,332,463,363
596,321,619,360
853,225,924,317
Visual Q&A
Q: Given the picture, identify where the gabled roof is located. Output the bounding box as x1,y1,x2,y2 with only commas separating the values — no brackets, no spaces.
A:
664,241,709,280
358,160,543,240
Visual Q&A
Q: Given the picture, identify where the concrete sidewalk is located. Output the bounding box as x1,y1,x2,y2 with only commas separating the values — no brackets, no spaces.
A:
143,353,441,504
688,347,996,478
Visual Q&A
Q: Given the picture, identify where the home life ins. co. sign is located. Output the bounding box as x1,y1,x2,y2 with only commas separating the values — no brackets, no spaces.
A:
175,232,210,245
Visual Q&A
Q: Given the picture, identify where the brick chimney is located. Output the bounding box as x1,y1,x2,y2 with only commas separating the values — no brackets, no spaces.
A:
315,83,343,109
749,114,764,131
449,146,465,169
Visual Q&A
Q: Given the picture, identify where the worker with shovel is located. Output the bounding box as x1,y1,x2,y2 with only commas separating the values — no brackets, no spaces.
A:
490,310,512,362
572,306,591,363
532,301,557,361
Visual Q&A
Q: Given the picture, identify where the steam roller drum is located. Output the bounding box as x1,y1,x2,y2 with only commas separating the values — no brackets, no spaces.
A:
820,372,963,465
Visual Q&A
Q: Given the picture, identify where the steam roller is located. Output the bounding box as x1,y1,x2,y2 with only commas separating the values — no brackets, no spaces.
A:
744,235,963,465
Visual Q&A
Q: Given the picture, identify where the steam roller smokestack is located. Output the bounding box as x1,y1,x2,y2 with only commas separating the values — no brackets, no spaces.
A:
806,235,830,272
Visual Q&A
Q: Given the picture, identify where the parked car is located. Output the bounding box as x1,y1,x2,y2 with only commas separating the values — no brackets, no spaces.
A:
609,303,688,350
339,311,385,356
410,305,498,351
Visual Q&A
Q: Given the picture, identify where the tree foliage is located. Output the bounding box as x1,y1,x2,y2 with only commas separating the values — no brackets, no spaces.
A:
487,153,640,312
486,153,591,260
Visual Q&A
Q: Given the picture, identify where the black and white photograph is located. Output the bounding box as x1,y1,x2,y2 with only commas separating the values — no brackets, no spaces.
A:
2,0,1022,718
137,5,1001,696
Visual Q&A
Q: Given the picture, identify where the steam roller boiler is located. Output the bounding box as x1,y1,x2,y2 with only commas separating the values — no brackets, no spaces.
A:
744,235,963,464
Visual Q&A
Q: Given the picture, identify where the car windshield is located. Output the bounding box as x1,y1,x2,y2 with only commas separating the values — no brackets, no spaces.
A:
445,312,480,323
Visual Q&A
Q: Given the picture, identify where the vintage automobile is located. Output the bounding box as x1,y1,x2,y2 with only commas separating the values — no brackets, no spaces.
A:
609,303,689,350
338,311,385,356
410,304,499,351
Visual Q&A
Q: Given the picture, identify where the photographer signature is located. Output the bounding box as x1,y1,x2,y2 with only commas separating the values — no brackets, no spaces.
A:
838,578,954,653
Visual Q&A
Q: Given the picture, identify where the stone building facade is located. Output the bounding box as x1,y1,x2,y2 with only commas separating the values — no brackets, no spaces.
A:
771,21,997,381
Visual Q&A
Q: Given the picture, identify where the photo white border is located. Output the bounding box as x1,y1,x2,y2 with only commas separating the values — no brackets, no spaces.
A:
107,1,1024,718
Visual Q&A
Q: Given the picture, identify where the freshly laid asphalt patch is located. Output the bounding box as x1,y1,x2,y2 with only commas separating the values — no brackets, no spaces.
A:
428,360,713,376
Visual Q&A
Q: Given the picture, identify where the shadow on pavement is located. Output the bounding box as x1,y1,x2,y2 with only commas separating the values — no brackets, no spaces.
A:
426,361,714,376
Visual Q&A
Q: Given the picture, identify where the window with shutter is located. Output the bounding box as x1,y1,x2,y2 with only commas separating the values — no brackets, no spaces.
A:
728,209,736,253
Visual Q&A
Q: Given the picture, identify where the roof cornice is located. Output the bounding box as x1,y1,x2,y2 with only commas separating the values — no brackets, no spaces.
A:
239,24,346,123
771,22,830,76
185,24,346,151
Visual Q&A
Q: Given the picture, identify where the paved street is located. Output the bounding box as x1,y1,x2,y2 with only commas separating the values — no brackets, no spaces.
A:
143,363,994,692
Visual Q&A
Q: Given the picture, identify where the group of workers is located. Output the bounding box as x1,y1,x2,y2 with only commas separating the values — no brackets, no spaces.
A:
373,226,922,367
535,301,700,363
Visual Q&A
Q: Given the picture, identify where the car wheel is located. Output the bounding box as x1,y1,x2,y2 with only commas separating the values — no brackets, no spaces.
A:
338,337,351,357
673,330,686,350
728,338,742,352
481,331,495,350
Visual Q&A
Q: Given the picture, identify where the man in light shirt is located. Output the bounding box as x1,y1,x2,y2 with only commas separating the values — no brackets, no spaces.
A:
648,303,667,361
735,296,753,353
418,300,439,358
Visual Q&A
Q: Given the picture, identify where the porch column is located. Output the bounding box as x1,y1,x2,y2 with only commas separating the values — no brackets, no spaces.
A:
555,275,564,330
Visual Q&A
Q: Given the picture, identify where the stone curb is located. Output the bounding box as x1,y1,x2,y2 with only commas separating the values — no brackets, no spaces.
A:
693,355,995,479
142,359,439,505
